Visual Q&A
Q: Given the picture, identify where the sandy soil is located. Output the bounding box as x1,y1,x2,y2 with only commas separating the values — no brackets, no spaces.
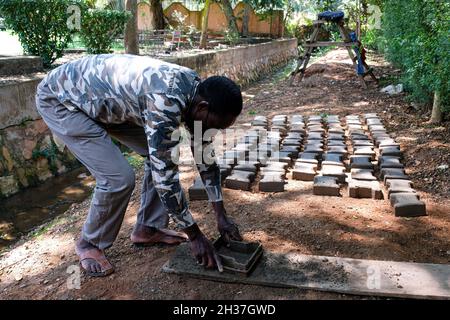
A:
0,49,449,300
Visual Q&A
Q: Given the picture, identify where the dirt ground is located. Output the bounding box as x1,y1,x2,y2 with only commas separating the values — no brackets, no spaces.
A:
0,49,449,300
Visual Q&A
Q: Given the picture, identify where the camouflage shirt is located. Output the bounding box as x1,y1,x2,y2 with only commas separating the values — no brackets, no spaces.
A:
40,54,223,228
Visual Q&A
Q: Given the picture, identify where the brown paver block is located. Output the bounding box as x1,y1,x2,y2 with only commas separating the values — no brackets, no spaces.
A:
292,163,317,181
313,176,341,196
348,180,383,199
390,193,427,217
351,169,377,181
321,165,346,183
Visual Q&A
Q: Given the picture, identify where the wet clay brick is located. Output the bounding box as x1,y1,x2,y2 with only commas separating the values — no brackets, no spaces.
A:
259,173,286,192
189,178,209,201
390,193,427,217
349,180,383,199
351,169,377,181
225,171,255,191
313,176,341,196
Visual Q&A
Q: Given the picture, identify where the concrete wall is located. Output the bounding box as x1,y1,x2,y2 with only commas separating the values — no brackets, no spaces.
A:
0,38,297,197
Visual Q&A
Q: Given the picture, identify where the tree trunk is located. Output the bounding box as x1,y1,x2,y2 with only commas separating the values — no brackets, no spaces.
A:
200,0,211,49
220,0,239,36
430,90,443,123
150,0,165,30
242,3,251,37
125,0,139,55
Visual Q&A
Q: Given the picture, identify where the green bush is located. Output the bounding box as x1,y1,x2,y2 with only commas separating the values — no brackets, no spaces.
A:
79,9,130,54
0,0,82,67
382,0,449,112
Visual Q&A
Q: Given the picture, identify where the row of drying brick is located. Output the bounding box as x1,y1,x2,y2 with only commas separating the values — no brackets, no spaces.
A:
361,113,426,217
189,114,304,198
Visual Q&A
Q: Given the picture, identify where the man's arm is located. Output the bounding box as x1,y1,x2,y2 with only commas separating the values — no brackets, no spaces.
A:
141,93,194,228
191,138,242,244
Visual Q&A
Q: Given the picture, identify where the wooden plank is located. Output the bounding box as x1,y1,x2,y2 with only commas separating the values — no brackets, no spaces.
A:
304,41,357,47
163,244,450,300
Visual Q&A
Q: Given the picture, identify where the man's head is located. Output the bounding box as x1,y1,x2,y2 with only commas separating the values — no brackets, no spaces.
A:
185,76,242,133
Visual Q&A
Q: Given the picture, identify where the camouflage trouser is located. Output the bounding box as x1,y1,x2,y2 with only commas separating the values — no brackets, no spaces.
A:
35,83,168,250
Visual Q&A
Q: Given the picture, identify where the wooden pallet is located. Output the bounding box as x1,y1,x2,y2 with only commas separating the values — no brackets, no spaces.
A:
290,19,378,88
163,243,450,299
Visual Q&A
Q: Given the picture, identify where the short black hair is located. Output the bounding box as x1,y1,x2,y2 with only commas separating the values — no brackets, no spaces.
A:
197,76,243,117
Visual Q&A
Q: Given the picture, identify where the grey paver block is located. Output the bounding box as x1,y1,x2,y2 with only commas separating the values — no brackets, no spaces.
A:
313,176,341,196
390,193,427,217
350,155,374,169
321,165,346,183
292,163,317,181
349,180,384,199
351,169,377,181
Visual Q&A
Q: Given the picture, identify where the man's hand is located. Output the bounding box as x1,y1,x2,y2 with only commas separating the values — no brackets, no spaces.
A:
217,216,243,245
212,201,243,245
183,223,223,272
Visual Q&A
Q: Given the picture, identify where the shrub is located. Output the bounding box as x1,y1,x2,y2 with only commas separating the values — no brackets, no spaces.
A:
383,0,449,112
0,0,82,67
79,9,131,54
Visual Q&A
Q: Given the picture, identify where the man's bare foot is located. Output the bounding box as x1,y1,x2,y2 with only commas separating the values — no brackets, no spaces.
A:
75,238,114,277
131,223,188,246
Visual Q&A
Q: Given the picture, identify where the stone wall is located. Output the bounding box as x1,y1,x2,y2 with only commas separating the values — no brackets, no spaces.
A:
165,38,298,86
0,39,297,198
